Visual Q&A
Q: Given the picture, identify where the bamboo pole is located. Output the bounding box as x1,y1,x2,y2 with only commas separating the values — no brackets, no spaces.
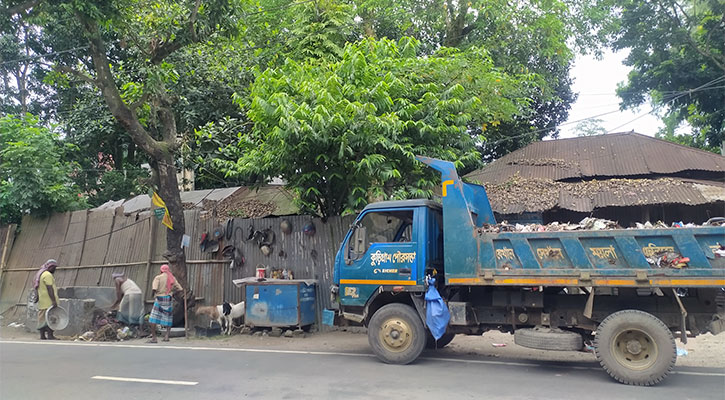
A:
4,259,231,272
184,290,188,339
144,215,157,304
0,224,17,290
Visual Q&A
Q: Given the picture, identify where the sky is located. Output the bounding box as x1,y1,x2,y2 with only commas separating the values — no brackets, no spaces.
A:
558,49,663,139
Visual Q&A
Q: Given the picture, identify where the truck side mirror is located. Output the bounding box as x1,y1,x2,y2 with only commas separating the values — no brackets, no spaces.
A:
345,226,367,265
353,226,367,257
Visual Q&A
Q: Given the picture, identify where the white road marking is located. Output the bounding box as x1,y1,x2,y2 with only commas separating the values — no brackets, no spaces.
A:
92,376,198,386
2,340,723,377
671,371,725,377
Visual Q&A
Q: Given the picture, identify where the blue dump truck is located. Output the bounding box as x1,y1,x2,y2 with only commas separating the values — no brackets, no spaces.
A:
332,156,725,386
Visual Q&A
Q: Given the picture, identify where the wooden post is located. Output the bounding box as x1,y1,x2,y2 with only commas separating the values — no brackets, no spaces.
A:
73,211,90,286
0,224,17,291
184,289,188,339
144,213,157,300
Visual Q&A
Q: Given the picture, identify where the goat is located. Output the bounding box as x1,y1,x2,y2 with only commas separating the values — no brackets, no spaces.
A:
195,301,245,335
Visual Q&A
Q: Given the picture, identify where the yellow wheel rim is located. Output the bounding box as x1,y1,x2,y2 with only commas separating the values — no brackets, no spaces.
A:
379,317,413,353
611,328,658,371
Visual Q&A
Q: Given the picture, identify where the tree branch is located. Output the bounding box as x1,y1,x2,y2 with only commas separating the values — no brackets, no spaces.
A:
659,0,725,72
150,0,203,64
55,65,97,85
79,15,164,160
4,0,40,16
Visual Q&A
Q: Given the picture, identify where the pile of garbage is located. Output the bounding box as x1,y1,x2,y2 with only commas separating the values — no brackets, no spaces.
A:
478,217,724,234
479,217,622,233
76,309,139,342
646,252,690,269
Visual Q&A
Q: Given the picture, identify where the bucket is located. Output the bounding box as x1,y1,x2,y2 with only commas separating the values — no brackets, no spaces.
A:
322,309,335,326
46,306,69,331
256,267,266,279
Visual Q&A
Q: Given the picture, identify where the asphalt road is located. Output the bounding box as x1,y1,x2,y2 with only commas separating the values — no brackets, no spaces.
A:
1,340,723,400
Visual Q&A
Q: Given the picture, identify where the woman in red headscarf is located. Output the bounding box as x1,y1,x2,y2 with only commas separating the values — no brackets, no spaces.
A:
148,264,183,343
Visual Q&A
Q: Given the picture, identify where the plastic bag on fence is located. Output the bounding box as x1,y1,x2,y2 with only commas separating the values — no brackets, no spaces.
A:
425,277,450,341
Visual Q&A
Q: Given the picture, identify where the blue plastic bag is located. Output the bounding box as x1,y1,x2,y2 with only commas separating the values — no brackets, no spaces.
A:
425,278,450,340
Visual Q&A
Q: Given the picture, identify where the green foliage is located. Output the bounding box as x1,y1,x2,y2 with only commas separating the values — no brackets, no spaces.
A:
574,118,607,137
218,38,536,217
604,0,724,150
0,114,86,224
354,0,591,157
287,0,355,62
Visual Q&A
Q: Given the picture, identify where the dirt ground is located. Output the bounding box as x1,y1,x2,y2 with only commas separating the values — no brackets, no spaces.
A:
2,322,723,369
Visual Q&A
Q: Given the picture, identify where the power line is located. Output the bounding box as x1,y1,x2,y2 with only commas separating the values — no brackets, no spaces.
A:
606,75,725,133
486,77,725,146
0,46,90,66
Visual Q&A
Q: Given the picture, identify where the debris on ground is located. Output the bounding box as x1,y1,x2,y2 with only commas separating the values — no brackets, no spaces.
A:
491,343,506,347
677,348,689,357
7,322,25,328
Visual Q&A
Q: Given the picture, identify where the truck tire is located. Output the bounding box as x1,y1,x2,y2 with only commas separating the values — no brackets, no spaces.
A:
368,303,426,364
426,332,455,349
514,327,583,351
594,310,676,386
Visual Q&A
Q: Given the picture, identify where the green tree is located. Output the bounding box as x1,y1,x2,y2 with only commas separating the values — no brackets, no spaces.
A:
574,118,607,137
0,114,86,224
355,0,594,157
217,38,536,218
7,0,247,289
604,0,724,152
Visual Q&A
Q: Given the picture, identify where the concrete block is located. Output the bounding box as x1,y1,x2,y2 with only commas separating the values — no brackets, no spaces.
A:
55,298,96,336
57,287,116,309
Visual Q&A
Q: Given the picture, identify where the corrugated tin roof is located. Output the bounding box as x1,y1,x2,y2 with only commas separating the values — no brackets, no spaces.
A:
468,132,725,184
94,186,298,217
485,177,723,213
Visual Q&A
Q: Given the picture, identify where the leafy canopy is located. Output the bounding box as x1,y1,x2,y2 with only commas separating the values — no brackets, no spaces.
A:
217,37,536,217
603,0,725,151
0,114,86,224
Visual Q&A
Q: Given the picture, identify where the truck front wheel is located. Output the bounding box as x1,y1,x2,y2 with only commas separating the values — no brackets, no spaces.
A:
595,310,676,386
368,303,426,364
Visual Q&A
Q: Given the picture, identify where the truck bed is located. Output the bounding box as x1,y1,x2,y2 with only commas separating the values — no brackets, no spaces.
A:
445,226,725,287
415,155,725,288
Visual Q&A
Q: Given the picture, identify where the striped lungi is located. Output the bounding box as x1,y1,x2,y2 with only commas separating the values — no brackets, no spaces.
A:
148,295,173,327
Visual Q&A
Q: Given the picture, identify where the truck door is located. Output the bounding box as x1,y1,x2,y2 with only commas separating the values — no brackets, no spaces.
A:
339,208,420,306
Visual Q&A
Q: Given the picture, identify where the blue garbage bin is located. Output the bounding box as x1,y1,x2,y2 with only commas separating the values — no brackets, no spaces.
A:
245,280,316,329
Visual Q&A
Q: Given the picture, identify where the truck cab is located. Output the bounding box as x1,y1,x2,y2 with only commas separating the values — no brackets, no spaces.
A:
333,200,442,313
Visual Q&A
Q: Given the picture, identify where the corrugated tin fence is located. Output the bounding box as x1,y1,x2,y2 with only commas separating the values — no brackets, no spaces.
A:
0,209,355,328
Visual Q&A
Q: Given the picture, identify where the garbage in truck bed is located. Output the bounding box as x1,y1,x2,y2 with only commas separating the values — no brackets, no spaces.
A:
477,217,725,233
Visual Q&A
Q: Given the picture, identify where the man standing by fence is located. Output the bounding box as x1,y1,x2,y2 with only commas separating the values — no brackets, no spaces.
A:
148,264,183,343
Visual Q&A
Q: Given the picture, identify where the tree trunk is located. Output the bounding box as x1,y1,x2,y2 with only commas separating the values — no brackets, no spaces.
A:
79,15,191,302
443,1,471,48
156,155,187,288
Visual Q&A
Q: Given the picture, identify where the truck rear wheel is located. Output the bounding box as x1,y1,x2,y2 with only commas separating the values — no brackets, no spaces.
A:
595,310,676,386
368,303,426,364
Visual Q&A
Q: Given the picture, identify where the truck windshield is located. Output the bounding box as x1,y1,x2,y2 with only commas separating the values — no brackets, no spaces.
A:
359,210,413,250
